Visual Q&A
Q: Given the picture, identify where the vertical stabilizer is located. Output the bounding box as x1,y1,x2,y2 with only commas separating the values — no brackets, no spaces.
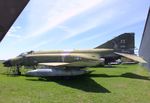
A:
95,33,135,54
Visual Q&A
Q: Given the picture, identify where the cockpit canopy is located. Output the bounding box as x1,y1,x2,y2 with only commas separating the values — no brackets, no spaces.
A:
18,51,34,57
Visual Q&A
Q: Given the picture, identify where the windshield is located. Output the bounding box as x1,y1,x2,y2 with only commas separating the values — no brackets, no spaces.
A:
17,51,34,57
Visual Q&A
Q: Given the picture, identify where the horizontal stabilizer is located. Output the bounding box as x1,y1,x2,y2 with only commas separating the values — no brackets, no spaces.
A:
115,52,147,63
38,62,70,67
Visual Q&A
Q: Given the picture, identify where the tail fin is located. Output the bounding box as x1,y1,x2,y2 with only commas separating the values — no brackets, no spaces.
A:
95,33,135,54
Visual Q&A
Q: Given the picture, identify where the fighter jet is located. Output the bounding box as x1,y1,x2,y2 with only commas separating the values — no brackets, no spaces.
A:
3,48,146,77
3,49,112,76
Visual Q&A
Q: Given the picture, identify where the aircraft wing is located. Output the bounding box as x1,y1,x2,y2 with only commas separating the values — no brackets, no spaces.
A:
0,0,29,42
38,62,70,67
115,52,147,63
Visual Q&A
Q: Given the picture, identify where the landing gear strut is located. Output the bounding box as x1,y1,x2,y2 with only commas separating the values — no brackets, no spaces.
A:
16,65,21,75
7,66,21,76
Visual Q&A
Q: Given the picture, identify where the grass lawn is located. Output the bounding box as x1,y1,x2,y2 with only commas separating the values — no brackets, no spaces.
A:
0,63,150,103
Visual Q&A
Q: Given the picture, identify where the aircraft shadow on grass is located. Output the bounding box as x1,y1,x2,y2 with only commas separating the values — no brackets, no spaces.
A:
26,76,111,93
89,72,150,81
2,69,150,93
26,71,150,93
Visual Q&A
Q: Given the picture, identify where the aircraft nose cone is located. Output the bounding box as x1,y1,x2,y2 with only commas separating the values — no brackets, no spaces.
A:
26,71,32,76
3,60,12,67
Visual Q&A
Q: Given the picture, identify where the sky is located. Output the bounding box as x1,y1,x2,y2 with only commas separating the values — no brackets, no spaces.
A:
0,0,150,60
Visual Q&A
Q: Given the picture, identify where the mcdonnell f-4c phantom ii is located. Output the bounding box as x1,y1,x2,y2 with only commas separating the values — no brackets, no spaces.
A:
3,33,146,77
4,49,113,76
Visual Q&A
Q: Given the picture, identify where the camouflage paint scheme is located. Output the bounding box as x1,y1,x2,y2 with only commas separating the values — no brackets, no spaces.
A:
4,49,113,68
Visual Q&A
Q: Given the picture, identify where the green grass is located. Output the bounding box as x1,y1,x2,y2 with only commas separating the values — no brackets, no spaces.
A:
0,63,150,103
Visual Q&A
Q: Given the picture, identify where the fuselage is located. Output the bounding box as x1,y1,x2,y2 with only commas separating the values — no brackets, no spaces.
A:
3,49,113,68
